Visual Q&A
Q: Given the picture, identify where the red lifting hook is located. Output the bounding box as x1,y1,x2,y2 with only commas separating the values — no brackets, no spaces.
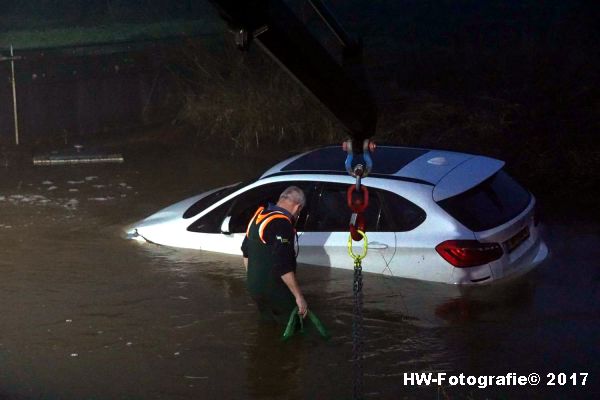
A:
348,185,369,241
347,185,369,213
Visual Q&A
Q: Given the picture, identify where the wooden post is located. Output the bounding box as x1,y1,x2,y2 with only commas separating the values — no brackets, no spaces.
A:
9,45,20,145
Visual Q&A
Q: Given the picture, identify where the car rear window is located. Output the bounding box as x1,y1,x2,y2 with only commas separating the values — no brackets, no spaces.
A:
437,170,531,232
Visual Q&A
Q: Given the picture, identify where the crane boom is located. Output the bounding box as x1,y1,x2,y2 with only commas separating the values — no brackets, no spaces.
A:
207,0,377,146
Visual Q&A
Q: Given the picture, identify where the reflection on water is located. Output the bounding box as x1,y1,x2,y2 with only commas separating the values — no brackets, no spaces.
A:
0,149,598,399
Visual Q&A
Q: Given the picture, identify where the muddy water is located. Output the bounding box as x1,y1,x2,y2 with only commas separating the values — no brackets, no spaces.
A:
0,146,598,399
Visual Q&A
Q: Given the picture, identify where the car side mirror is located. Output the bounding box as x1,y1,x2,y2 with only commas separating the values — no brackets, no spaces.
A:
220,216,232,235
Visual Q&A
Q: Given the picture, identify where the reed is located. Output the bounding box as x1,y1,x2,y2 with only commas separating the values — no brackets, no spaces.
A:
173,38,344,152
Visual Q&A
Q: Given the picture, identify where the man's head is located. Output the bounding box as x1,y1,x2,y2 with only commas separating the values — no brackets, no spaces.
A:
277,186,305,221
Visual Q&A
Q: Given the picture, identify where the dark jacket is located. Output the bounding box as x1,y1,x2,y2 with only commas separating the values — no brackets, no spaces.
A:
241,204,297,303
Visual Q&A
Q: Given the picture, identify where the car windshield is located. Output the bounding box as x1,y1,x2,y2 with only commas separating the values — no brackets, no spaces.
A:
437,170,531,231
183,182,245,219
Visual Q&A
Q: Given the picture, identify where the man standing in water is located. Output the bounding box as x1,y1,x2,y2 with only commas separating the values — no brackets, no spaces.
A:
242,186,308,323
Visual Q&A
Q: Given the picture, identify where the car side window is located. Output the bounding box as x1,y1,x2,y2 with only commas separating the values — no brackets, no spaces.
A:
187,182,423,234
187,199,234,233
183,183,243,219
380,190,426,231
226,181,315,234
304,183,386,232
227,183,290,233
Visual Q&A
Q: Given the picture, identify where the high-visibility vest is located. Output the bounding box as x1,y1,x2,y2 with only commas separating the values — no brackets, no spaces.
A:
246,206,292,244
245,206,294,301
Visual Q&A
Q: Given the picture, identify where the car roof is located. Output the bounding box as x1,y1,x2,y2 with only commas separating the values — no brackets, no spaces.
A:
259,145,484,186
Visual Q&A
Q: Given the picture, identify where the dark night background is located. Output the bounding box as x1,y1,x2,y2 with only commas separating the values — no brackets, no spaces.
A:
0,0,598,218
0,3,599,400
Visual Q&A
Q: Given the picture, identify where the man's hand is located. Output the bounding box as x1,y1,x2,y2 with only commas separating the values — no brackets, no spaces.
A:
281,271,308,318
296,295,308,318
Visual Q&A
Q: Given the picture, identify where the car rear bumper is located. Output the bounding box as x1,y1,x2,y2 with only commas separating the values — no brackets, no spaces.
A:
449,237,548,285
499,238,549,283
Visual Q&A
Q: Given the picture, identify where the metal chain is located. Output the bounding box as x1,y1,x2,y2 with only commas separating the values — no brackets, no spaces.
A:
352,257,364,400
344,138,374,400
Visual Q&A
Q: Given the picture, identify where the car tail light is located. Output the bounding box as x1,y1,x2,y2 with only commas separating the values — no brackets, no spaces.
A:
436,240,503,268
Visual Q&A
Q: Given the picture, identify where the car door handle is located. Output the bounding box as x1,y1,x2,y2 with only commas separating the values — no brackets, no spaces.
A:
368,241,388,249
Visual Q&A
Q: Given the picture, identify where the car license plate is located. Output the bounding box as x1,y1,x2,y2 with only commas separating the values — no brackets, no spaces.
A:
505,226,530,253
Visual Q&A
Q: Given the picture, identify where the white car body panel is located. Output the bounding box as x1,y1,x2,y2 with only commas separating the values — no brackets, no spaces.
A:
129,146,548,285
473,196,548,283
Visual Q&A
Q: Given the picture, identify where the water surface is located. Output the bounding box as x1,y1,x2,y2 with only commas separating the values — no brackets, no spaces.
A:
1,147,598,399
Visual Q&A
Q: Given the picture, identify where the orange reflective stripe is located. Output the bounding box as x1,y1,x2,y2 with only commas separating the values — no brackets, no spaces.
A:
258,214,291,244
246,206,265,238
255,211,272,224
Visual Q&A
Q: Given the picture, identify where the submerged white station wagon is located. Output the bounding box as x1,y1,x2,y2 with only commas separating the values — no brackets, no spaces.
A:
128,145,548,285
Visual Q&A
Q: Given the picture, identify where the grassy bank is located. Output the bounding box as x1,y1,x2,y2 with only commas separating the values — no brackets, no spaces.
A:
377,94,599,219
172,39,345,152
171,38,598,219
